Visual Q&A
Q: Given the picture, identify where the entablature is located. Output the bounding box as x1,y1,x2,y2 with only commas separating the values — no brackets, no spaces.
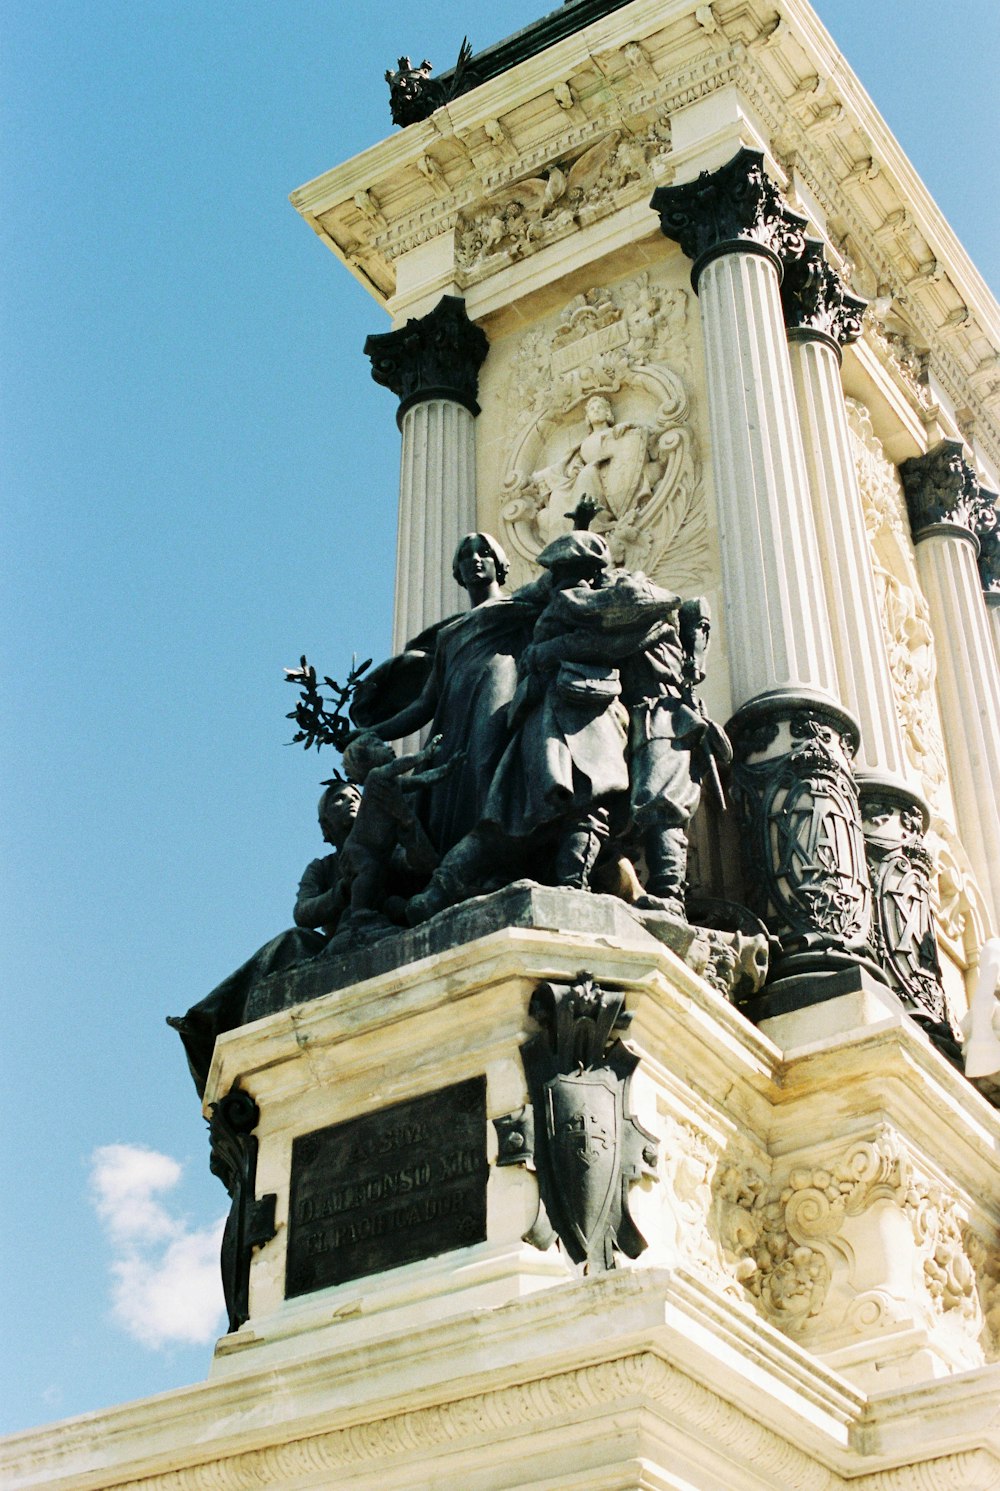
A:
291,0,1000,472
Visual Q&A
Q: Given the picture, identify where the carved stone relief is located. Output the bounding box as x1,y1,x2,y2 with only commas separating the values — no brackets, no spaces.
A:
720,1127,988,1362
847,404,949,799
499,273,708,591
456,122,671,281
655,1113,769,1296
926,822,991,976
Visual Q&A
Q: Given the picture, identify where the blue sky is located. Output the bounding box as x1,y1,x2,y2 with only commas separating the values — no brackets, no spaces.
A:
2,0,998,1436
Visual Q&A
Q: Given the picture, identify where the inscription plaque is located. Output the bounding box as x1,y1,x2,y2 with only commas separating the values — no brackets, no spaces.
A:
285,1076,487,1296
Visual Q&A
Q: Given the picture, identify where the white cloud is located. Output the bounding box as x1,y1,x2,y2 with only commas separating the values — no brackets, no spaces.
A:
89,1144,227,1349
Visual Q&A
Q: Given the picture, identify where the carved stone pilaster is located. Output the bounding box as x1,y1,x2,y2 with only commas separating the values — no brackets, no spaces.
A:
899,440,993,546
728,694,883,987
781,238,867,360
209,1084,277,1334
859,781,948,1032
364,294,489,427
978,488,1000,605
650,147,808,287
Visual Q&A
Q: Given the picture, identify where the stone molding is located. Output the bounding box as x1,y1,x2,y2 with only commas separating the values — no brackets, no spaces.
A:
899,441,995,548
9,1351,846,1491
781,238,867,355
650,145,808,287
363,294,489,423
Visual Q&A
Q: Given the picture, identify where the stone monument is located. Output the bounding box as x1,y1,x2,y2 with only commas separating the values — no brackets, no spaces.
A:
6,2,1000,1488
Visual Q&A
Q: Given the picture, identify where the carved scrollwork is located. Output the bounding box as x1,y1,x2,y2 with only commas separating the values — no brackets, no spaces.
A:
723,1129,985,1348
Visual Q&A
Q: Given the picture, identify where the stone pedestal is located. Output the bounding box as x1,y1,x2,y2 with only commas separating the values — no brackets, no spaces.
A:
6,895,1000,1489
364,295,489,650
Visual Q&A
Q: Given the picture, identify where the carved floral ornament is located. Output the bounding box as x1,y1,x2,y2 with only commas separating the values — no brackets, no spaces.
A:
708,1127,992,1354
500,273,708,590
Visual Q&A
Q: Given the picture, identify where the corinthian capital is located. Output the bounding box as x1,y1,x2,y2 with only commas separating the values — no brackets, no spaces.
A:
899,441,994,546
978,488,1000,602
650,147,807,286
782,239,867,354
364,295,489,426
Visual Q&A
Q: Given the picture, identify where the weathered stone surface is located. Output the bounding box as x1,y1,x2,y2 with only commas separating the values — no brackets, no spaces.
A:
245,883,663,1021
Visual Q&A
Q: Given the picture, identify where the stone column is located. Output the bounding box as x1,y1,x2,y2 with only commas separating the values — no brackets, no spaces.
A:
651,149,885,1007
781,243,947,1027
364,295,489,652
900,448,1000,931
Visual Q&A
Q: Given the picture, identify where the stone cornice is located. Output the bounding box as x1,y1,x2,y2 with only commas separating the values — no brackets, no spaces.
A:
289,0,1000,468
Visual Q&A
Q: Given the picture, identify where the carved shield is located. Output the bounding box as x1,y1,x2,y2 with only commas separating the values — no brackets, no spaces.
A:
596,426,648,518
544,1069,621,1261
769,773,871,941
876,848,942,1014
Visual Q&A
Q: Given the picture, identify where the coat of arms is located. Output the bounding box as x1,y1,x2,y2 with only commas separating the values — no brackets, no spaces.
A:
495,974,657,1272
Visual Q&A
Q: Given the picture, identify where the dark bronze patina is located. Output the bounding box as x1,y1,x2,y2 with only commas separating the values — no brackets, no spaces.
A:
285,1077,487,1296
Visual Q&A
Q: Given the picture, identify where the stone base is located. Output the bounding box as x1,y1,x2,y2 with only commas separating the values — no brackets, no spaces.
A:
750,965,906,1036
7,904,1000,1489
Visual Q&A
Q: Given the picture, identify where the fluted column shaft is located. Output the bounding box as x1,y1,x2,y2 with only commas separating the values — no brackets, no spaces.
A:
901,448,1000,933
786,339,906,780
365,295,489,650
395,400,477,652
698,249,839,703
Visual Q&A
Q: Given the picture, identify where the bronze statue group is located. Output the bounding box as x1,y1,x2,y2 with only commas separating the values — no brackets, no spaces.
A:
171,527,730,1093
